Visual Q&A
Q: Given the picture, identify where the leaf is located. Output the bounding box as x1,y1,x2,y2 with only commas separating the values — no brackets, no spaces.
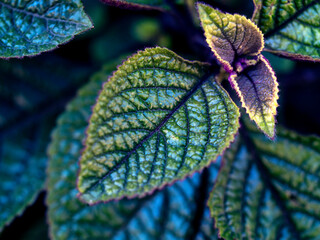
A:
197,3,264,72
0,0,92,58
229,56,278,139
47,65,221,240
0,56,90,232
208,125,320,240
253,0,320,61
101,0,183,10
77,47,240,203
0,120,50,231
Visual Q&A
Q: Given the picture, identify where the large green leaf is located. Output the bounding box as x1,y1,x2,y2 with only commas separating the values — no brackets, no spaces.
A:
0,56,90,232
77,47,240,203
47,65,221,240
208,125,320,239
253,0,320,61
0,0,92,58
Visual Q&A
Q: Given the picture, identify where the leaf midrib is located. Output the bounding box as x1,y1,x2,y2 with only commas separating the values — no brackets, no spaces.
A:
264,0,319,39
81,72,214,195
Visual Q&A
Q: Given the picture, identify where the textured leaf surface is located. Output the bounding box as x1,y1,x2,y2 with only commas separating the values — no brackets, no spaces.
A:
47,66,220,240
0,56,90,232
77,47,240,203
0,0,92,58
229,56,278,138
253,0,320,61
209,126,320,240
198,3,264,72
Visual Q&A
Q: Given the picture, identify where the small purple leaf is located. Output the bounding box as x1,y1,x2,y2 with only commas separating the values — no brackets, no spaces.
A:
229,56,279,139
197,3,264,72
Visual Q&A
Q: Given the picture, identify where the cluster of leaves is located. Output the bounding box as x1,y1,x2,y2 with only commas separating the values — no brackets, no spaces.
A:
1,0,320,239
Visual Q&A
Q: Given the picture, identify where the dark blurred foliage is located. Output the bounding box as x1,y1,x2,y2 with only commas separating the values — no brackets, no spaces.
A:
0,0,319,239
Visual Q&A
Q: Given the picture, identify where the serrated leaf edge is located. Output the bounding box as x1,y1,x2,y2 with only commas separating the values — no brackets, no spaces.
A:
229,55,278,139
76,47,241,204
197,2,265,72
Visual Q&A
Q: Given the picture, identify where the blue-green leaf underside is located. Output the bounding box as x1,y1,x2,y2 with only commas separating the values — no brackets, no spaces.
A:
0,0,92,58
47,65,220,240
77,47,240,203
253,0,320,61
209,125,320,240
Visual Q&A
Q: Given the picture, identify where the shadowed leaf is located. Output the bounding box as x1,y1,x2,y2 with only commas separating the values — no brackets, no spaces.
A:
208,125,320,239
47,65,221,240
77,47,240,203
197,3,264,72
0,56,90,232
101,0,183,10
0,0,92,58
229,56,278,138
253,0,320,61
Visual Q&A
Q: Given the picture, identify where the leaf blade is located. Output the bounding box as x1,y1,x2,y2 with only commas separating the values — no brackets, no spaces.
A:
253,0,320,61
208,126,320,239
77,47,240,203
0,0,92,58
47,64,221,240
229,56,278,138
197,3,264,72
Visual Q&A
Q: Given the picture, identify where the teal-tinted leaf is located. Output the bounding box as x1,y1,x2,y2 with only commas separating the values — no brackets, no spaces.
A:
253,0,320,61
197,3,264,72
208,125,320,239
77,47,240,203
101,0,183,10
229,56,278,139
0,120,50,231
0,0,92,58
0,56,90,232
47,65,221,240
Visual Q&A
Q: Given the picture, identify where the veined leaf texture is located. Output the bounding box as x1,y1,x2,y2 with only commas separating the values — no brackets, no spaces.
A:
197,3,278,139
77,47,240,203
47,64,221,240
229,56,278,139
209,124,320,239
253,0,320,61
0,0,92,57
197,3,264,72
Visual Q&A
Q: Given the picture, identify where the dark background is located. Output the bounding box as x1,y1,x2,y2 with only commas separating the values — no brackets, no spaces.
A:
0,0,319,239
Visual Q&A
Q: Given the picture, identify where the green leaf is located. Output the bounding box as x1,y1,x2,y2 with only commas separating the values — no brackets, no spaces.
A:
253,0,320,61
77,47,240,203
229,56,278,139
208,125,320,240
101,0,183,10
0,56,90,232
197,3,264,72
0,0,92,58
47,64,221,240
